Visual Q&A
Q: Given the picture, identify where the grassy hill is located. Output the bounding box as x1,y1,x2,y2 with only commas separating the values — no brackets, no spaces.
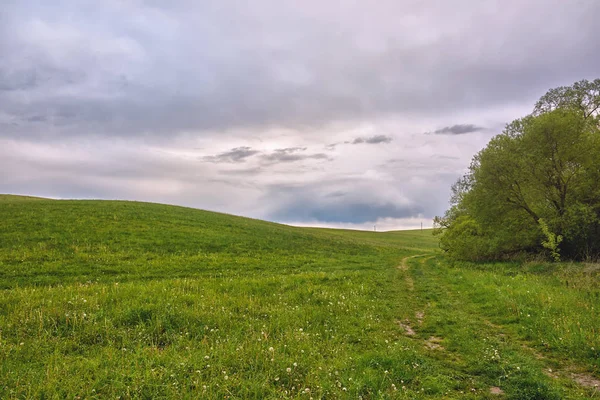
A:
0,195,433,288
0,195,598,399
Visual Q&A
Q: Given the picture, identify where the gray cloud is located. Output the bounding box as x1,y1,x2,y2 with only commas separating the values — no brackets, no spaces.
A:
260,148,331,164
202,146,332,167
352,135,393,144
264,180,425,224
0,0,598,139
202,147,260,163
272,200,420,224
432,124,485,135
25,115,47,122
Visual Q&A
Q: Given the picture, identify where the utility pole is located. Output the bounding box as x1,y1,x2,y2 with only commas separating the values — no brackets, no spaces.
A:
374,225,376,232
421,222,423,231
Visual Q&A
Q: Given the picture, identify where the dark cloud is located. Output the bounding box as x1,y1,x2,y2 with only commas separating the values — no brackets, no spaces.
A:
266,181,423,223
431,124,485,135
260,148,331,164
271,200,420,223
352,135,393,144
328,134,393,148
202,147,260,163
202,146,332,166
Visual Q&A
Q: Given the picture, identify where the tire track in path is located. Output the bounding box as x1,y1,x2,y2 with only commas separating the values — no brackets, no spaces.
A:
396,254,431,337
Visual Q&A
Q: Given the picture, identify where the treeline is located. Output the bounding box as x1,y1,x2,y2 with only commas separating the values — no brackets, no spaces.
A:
434,79,600,261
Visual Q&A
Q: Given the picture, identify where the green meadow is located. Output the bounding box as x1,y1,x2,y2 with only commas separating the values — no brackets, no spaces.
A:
0,195,598,399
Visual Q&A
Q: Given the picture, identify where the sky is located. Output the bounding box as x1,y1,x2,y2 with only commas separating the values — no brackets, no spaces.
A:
1,0,599,230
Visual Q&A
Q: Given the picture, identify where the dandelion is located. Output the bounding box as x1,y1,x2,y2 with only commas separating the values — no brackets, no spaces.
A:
304,388,310,393
224,375,229,380
204,355,210,359
269,347,274,352
287,368,292,373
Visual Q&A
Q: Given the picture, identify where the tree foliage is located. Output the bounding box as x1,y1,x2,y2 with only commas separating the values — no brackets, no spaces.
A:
534,79,600,122
435,79,600,261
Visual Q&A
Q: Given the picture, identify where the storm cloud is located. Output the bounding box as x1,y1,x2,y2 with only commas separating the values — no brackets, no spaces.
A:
1,0,599,229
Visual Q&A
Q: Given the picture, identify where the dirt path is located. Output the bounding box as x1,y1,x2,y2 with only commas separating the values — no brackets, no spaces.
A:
400,255,600,395
397,254,432,291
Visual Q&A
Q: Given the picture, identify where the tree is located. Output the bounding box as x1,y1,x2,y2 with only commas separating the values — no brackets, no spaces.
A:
534,79,600,122
435,80,600,261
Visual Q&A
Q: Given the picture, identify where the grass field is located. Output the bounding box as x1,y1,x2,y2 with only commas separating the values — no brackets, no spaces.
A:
0,195,598,399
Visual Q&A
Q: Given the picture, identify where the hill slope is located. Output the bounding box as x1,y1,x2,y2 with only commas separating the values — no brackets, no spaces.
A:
0,196,435,288
1,196,597,399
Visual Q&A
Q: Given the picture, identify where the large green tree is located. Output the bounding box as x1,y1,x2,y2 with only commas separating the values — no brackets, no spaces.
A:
435,80,600,261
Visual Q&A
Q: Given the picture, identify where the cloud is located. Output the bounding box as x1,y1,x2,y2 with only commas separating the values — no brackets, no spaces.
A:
202,146,332,167
272,200,420,224
2,0,600,230
260,147,331,164
431,124,485,135
263,179,426,224
202,147,260,163
327,134,393,149
218,167,264,176
352,135,393,144
1,0,598,140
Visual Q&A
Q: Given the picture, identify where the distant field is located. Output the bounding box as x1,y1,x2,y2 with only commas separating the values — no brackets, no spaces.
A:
0,195,598,399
